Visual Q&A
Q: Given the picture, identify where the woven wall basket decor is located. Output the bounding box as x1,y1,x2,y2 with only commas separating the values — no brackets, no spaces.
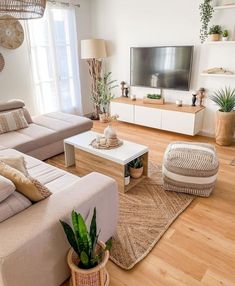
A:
0,53,5,72
0,15,24,49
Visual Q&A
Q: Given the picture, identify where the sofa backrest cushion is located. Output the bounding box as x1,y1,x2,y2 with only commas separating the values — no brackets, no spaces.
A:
0,99,25,111
0,175,15,202
0,100,33,124
0,161,52,202
0,191,32,223
0,109,29,134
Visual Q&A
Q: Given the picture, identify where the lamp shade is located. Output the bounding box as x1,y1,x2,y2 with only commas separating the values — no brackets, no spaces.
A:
0,0,46,20
81,39,107,59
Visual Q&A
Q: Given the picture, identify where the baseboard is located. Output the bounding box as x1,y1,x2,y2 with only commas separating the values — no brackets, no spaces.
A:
199,131,235,142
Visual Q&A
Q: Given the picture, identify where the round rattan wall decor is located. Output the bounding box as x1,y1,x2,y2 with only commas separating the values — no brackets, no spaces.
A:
0,15,24,49
0,53,5,72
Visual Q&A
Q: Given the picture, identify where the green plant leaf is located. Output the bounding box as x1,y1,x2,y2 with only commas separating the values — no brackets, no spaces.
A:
60,220,79,255
77,213,92,255
80,251,89,267
105,238,112,251
90,208,97,250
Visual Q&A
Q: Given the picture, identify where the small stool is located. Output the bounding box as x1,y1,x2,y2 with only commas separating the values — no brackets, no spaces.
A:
163,141,219,197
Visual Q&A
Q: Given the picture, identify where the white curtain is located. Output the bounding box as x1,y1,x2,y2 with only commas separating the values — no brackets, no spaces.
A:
27,3,83,115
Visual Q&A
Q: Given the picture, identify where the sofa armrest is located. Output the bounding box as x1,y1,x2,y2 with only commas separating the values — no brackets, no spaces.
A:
0,172,118,286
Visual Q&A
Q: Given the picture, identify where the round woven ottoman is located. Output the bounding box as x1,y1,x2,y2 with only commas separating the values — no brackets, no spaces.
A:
163,141,219,197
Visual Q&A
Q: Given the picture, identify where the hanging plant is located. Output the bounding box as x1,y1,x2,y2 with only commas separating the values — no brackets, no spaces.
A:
199,0,214,43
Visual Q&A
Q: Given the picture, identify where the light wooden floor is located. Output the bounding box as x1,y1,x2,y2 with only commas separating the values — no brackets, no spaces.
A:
58,121,235,286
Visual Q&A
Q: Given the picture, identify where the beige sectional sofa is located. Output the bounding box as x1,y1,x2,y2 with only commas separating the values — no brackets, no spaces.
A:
0,100,93,160
0,149,119,286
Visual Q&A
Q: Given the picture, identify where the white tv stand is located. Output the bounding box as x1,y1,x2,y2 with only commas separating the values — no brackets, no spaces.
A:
110,97,205,136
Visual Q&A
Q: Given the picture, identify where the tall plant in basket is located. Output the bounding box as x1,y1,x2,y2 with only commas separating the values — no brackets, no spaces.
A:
97,72,118,123
60,208,111,286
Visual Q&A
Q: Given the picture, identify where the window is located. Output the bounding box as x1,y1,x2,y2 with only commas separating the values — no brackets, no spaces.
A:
27,3,82,114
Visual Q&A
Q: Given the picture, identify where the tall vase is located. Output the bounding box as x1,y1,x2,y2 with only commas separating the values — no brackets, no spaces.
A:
215,111,235,146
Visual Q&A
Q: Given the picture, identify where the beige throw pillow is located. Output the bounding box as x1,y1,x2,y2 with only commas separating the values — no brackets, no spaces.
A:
0,156,28,175
0,162,52,202
0,109,29,134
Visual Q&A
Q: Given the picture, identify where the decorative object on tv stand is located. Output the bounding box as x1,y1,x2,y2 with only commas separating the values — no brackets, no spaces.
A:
209,86,235,146
60,208,111,286
0,53,5,72
208,25,222,41
124,85,129,97
176,99,183,107
203,67,234,75
81,39,107,120
143,94,164,105
91,124,123,150
128,157,144,179
192,91,197,106
97,72,118,123
197,88,206,107
199,0,214,43
0,15,24,49
0,0,46,20
130,94,136,101
121,81,126,97
222,29,229,41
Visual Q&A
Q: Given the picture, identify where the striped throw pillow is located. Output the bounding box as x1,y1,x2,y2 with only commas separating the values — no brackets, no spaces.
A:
0,109,29,134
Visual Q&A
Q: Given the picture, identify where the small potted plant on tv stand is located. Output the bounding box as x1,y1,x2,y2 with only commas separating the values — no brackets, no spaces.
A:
143,94,164,105
60,208,111,286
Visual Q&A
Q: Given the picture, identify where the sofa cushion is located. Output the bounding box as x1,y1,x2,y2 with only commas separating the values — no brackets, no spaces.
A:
0,175,15,202
0,112,92,155
0,109,29,134
0,99,25,112
0,149,80,194
0,191,32,223
0,156,28,175
0,161,52,202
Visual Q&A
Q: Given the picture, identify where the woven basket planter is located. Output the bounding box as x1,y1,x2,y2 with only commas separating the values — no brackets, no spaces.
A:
68,241,110,286
129,167,143,179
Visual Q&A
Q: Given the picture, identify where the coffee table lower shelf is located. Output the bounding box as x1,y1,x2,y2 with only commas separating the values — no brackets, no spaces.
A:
74,148,149,193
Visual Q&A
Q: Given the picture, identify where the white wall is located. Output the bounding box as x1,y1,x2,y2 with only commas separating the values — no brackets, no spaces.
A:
91,0,235,138
0,0,93,116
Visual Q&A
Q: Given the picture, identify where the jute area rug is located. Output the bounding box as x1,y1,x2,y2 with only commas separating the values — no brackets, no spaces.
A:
110,163,194,270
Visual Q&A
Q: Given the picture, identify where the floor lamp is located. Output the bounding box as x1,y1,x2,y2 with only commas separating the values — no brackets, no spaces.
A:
81,39,107,119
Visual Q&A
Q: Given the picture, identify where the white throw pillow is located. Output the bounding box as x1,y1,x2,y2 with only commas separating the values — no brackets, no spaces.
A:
0,191,32,223
0,109,29,134
0,175,15,202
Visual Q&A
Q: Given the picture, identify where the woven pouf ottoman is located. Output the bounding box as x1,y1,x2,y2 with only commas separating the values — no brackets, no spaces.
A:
163,141,219,197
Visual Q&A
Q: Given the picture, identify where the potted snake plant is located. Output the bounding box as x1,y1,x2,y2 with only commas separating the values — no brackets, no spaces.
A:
60,208,111,286
128,157,144,179
209,87,235,146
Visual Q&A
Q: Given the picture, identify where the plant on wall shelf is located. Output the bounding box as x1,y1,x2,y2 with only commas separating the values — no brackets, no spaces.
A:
199,0,214,43
208,25,222,35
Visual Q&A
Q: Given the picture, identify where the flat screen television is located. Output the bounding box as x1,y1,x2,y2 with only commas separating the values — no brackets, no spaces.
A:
130,46,194,91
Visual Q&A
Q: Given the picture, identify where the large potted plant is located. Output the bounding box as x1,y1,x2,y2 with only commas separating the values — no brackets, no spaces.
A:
60,208,111,286
209,87,235,146
199,0,214,43
97,72,117,123
208,25,222,41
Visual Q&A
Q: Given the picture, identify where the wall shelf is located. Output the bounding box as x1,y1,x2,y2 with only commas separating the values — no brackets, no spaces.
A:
204,41,235,44
214,4,235,10
201,73,235,78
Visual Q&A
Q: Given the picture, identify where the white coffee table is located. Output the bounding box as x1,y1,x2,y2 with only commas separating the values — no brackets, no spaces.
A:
64,131,149,193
